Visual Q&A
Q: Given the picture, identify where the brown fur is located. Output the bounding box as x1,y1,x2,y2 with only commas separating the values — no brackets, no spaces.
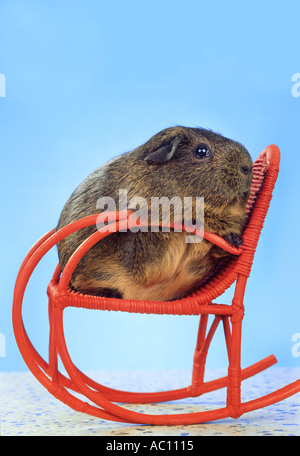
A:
57,126,253,301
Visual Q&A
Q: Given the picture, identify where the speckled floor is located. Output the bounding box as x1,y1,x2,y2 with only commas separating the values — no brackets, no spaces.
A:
1,368,299,436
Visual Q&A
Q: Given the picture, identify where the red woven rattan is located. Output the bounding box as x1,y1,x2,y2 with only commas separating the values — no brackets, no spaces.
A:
12,144,300,424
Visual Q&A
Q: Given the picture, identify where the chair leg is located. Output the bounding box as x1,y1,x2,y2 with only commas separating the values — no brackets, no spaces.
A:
189,314,208,395
189,313,221,396
226,274,247,418
222,316,232,359
48,299,59,384
226,320,242,417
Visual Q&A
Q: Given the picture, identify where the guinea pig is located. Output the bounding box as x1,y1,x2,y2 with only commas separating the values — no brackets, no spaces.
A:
57,126,253,301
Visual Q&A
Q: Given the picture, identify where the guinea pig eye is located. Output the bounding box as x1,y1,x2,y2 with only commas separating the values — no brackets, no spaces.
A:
193,144,211,159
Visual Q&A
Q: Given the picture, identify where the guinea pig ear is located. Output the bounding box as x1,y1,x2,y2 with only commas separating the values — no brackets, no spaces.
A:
144,136,183,164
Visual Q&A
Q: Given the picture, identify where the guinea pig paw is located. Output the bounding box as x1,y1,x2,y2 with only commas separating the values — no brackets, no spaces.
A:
223,232,243,248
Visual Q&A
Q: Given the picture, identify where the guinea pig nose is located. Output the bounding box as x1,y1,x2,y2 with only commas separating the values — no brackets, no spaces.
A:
240,165,250,175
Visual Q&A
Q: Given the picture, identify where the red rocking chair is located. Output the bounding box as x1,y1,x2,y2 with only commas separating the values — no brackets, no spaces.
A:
12,144,300,425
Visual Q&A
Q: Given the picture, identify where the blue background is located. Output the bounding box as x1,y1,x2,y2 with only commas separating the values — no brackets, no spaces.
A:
1,0,299,374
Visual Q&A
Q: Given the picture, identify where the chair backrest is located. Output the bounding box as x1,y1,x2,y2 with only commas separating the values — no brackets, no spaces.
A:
48,145,280,316
190,144,280,305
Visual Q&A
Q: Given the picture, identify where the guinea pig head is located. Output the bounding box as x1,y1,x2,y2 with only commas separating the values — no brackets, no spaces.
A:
142,126,253,209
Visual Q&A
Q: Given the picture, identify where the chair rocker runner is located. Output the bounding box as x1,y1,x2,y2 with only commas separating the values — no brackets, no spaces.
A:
12,144,300,425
